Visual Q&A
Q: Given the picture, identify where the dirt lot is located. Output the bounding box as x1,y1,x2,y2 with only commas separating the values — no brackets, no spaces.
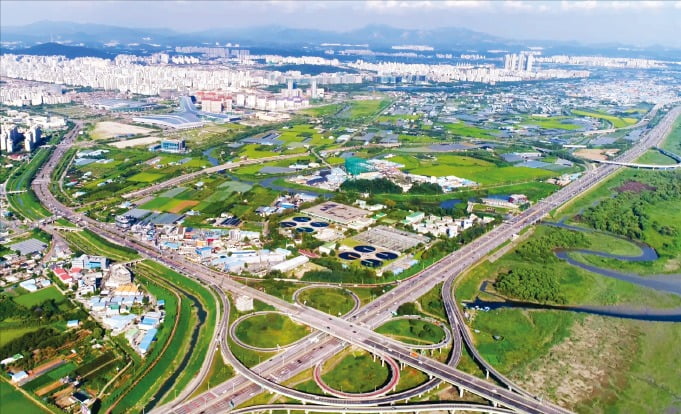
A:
108,136,161,148
92,121,153,139
615,181,657,193
574,148,620,161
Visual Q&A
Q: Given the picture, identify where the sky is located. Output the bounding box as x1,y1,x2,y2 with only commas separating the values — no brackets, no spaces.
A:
2,1,681,47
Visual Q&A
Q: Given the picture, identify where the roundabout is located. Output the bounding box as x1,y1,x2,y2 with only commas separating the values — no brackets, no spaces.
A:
230,311,310,352
313,351,401,399
375,315,451,350
292,285,361,316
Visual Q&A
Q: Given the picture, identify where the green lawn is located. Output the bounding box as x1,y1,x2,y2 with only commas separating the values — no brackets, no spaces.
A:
296,288,356,316
127,172,165,183
520,116,582,131
347,99,390,118
439,122,497,139
635,150,678,165
321,350,389,393
375,318,445,345
659,117,681,154
301,103,344,117
190,351,235,398
234,313,310,349
14,286,65,308
0,380,52,413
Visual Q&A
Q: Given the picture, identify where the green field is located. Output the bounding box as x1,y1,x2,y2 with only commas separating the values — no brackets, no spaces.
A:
572,109,637,128
659,117,681,154
636,149,678,165
347,99,390,118
439,122,497,139
59,229,139,262
190,351,235,398
128,171,165,183
23,362,77,392
5,146,53,220
296,288,356,316
234,313,310,349
375,318,445,345
14,286,65,308
0,326,42,348
302,103,344,117
406,155,556,185
0,380,52,413
321,350,389,393
520,116,582,131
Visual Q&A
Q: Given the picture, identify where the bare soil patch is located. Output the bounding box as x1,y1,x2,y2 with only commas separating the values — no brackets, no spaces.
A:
92,121,153,139
575,148,620,161
615,181,657,194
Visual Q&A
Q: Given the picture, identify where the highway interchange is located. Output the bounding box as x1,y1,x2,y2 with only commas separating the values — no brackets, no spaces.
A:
31,105,680,414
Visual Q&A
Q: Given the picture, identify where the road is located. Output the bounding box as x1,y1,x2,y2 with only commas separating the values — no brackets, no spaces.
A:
33,106,680,414
120,152,309,201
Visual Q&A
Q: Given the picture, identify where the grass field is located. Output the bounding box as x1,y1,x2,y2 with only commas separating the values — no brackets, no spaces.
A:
0,380,52,413
659,117,681,154
347,99,390,118
635,149,678,165
6,146,53,220
296,288,356,316
189,351,234,398
0,326,41,347
321,350,389,393
572,109,637,128
14,286,65,308
375,318,445,345
23,362,77,392
60,229,139,262
520,116,582,131
234,313,310,349
128,171,165,183
397,153,556,185
302,103,344,117
439,122,497,139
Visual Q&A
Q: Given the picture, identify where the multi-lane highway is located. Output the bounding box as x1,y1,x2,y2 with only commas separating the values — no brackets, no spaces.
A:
33,106,680,414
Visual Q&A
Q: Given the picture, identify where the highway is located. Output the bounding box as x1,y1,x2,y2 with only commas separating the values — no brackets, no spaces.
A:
120,152,309,200
33,106,680,414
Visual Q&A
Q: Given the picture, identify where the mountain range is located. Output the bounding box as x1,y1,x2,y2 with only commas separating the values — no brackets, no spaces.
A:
1,21,678,59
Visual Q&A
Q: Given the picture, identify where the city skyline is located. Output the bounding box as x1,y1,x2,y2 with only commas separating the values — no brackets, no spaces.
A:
2,0,681,48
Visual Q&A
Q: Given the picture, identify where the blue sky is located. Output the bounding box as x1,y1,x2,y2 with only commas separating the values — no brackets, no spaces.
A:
2,1,681,47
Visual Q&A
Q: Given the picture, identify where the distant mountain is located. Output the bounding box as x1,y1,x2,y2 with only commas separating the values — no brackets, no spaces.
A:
0,21,511,50
1,21,678,58
1,42,114,59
